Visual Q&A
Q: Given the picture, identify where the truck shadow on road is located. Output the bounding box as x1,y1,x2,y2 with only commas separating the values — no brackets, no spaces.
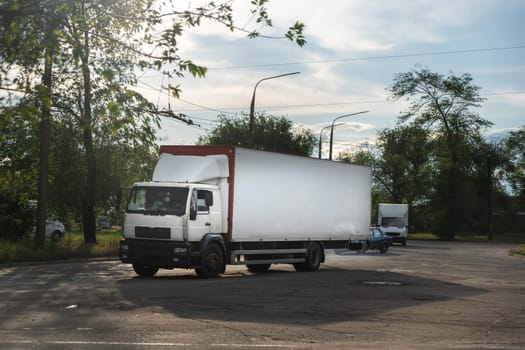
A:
117,266,487,326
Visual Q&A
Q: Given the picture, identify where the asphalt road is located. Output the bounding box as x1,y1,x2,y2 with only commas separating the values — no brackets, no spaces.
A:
0,241,524,349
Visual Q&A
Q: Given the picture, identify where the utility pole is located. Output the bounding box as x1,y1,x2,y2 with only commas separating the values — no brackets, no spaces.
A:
329,111,369,160
318,123,343,159
248,72,300,147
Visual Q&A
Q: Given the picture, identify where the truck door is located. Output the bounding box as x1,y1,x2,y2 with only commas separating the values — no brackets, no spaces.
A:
187,189,213,241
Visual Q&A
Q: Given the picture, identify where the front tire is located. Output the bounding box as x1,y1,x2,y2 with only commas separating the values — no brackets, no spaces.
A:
379,243,389,254
196,244,224,278
132,263,159,277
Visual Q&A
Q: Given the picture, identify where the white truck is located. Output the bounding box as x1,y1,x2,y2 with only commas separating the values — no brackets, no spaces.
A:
378,203,409,246
120,146,371,277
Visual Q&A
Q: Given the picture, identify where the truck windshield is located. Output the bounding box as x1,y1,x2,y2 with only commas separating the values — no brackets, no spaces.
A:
381,217,405,228
126,186,189,216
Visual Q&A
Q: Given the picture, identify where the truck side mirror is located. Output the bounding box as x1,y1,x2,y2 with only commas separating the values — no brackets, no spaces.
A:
190,189,198,220
204,191,213,207
190,205,197,220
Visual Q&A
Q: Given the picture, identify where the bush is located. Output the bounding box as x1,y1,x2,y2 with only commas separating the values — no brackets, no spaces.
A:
0,192,32,240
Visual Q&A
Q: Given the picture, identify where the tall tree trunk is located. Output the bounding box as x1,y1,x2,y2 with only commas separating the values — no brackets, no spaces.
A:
82,126,96,244
80,1,96,243
35,22,54,246
442,118,457,240
486,154,493,240
447,150,457,240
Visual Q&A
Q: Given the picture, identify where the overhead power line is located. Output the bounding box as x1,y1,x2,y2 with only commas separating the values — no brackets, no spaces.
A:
170,90,525,113
207,45,525,70
136,79,229,120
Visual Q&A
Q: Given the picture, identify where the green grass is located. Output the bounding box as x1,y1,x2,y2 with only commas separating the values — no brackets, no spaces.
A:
0,230,122,264
510,245,525,256
409,232,525,243
408,232,440,240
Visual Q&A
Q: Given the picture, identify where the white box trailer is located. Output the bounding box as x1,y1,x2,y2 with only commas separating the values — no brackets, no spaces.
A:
120,146,371,277
378,203,409,245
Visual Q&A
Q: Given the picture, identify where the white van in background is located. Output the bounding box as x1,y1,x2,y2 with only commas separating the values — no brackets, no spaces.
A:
378,203,409,246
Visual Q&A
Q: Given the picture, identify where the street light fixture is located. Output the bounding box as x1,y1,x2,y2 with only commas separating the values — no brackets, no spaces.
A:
318,123,343,159
248,72,300,147
329,110,369,160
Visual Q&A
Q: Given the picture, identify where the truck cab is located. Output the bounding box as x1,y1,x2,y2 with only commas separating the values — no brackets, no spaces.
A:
121,182,224,276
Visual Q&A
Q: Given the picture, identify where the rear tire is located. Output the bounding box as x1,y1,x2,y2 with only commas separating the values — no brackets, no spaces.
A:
294,242,322,272
132,263,159,277
196,244,223,278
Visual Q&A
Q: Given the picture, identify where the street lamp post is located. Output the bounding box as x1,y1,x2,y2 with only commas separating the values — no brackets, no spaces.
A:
248,72,300,147
328,110,369,160
318,123,343,159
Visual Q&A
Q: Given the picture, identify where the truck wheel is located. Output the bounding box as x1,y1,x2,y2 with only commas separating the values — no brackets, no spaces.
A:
132,263,159,277
379,243,389,254
294,242,322,272
196,244,223,278
247,264,271,273
402,239,407,246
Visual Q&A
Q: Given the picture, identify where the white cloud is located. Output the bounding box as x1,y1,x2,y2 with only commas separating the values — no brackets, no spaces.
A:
266,0,490,53
495,92,525,107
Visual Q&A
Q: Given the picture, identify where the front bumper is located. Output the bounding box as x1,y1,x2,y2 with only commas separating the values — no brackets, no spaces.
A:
119,239,201,268
384,233,406,244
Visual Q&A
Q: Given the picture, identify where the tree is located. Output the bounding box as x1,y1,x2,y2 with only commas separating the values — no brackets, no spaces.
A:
505,126,525,209
0,102,40,238
388,66,492,239
374,125,433,205
198,113,316,157
1,0,305,243
470,138,508,239
0,0,64,244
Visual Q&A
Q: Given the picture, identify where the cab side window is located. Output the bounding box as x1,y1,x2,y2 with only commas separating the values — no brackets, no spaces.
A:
197,190,213,213
190,189,213,220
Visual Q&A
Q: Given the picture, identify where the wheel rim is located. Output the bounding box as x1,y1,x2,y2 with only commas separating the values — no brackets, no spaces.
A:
205,252,219,270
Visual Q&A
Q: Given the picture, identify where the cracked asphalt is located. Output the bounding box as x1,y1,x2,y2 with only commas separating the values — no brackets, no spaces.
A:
0,240,524,349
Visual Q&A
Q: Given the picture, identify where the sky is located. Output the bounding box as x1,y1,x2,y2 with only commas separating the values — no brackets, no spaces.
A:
134,0,525,158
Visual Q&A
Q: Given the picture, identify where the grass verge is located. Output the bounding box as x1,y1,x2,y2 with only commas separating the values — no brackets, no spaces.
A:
0,230,121,265
510,245,525,257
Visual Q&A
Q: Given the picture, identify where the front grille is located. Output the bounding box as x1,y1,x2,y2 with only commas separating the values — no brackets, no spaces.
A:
135,226,171,239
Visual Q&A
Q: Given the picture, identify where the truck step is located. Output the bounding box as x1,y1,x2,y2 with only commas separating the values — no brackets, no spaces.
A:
231,258,305,266
231,248,307,255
